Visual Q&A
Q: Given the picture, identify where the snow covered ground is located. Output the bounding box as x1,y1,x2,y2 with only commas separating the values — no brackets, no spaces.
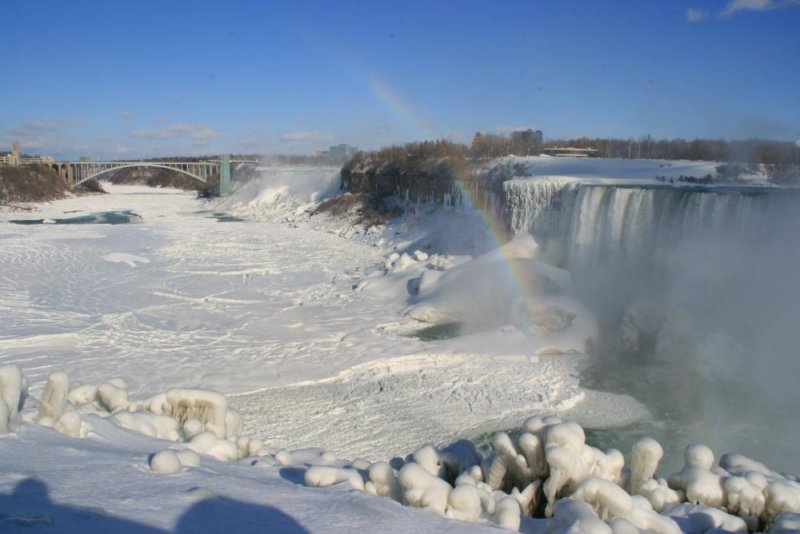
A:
0,174,646,532
2,165,797,532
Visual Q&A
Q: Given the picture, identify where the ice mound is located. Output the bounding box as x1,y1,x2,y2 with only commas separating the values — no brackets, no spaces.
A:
301,414,800,532
403,233,597,354
0,366,265,470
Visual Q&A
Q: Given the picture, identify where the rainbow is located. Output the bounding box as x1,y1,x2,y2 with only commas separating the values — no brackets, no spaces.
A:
365,75,544,340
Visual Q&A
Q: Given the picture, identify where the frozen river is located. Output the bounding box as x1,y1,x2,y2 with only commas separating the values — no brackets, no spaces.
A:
0,184,642,460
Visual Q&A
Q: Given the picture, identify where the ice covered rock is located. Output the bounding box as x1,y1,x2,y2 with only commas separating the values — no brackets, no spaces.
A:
176,449,201,468
112,411,181,441
398,462,452,516
639,478,683,513
765,480,800,527
0,399,9,434
235,436,265,458
628,437,664,495
530,305,576,336
187,431,240,461
0,365,27,419
412,444,446,478
182,418,205,439
146,388,230,439
305,466,365,491
53,410,83,438
664,503,747,532
719,452,783,480
445,485,482,523
274,450,292,466
67,384,98,406
494,496,521,531
571,476,634,521
97,382,129,412
482,432,528,491
365,461,402,502
37,372,69,421
413,250,429,262
150,449,182,474
723,475,765,520
546,499,611,533
667,444,725,508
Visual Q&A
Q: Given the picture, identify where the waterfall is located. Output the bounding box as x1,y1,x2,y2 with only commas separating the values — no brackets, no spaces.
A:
501,178,783,274
480,164,800,472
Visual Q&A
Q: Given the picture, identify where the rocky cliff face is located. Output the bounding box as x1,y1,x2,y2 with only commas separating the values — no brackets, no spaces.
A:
341,153,486,205
0,165,69,204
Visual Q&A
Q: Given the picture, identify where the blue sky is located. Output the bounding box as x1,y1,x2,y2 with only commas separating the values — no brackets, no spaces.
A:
1,0,799,159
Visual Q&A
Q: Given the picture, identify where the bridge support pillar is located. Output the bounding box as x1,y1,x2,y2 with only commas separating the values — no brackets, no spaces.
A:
220,154,231,195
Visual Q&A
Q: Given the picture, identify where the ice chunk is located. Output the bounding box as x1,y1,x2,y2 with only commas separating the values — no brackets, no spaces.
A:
445,485,481,522
304,466,365,491
398,463,452,516
0,365,26,418
150,450,181,474
366,461,402,502
97,382,129,412
628,437,663,495
37,372,69,421
67,384,98,406
0,399,9,434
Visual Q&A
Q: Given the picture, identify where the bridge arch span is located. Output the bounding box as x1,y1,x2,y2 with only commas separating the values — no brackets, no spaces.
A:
73,163,211,186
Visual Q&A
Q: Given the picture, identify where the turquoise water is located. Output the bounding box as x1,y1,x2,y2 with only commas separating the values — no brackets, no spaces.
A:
10,210,142,225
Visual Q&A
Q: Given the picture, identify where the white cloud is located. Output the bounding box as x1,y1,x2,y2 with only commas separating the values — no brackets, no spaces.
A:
130,123,221,142
721,0,800,16
0,119,86,156
119,111,133,118
686,7,708,22
7,119,84,137
279,131,333,143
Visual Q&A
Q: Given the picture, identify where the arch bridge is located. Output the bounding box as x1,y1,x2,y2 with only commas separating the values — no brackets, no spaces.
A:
52,156,258,195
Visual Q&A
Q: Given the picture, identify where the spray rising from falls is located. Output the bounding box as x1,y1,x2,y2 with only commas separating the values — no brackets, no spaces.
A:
496,172,800,472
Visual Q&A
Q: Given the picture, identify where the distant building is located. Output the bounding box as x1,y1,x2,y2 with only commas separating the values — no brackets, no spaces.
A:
328,144,358,160
1,142,55,166
11,142,20,166
542,147,599,158
510,129,544,155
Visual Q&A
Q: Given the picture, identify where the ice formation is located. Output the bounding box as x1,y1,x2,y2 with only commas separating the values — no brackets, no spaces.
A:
4,365,800,531
299,413,800,532
2,367,265,468
0,364,27,420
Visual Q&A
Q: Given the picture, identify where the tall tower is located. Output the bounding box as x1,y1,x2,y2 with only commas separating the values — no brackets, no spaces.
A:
11,141,20,166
